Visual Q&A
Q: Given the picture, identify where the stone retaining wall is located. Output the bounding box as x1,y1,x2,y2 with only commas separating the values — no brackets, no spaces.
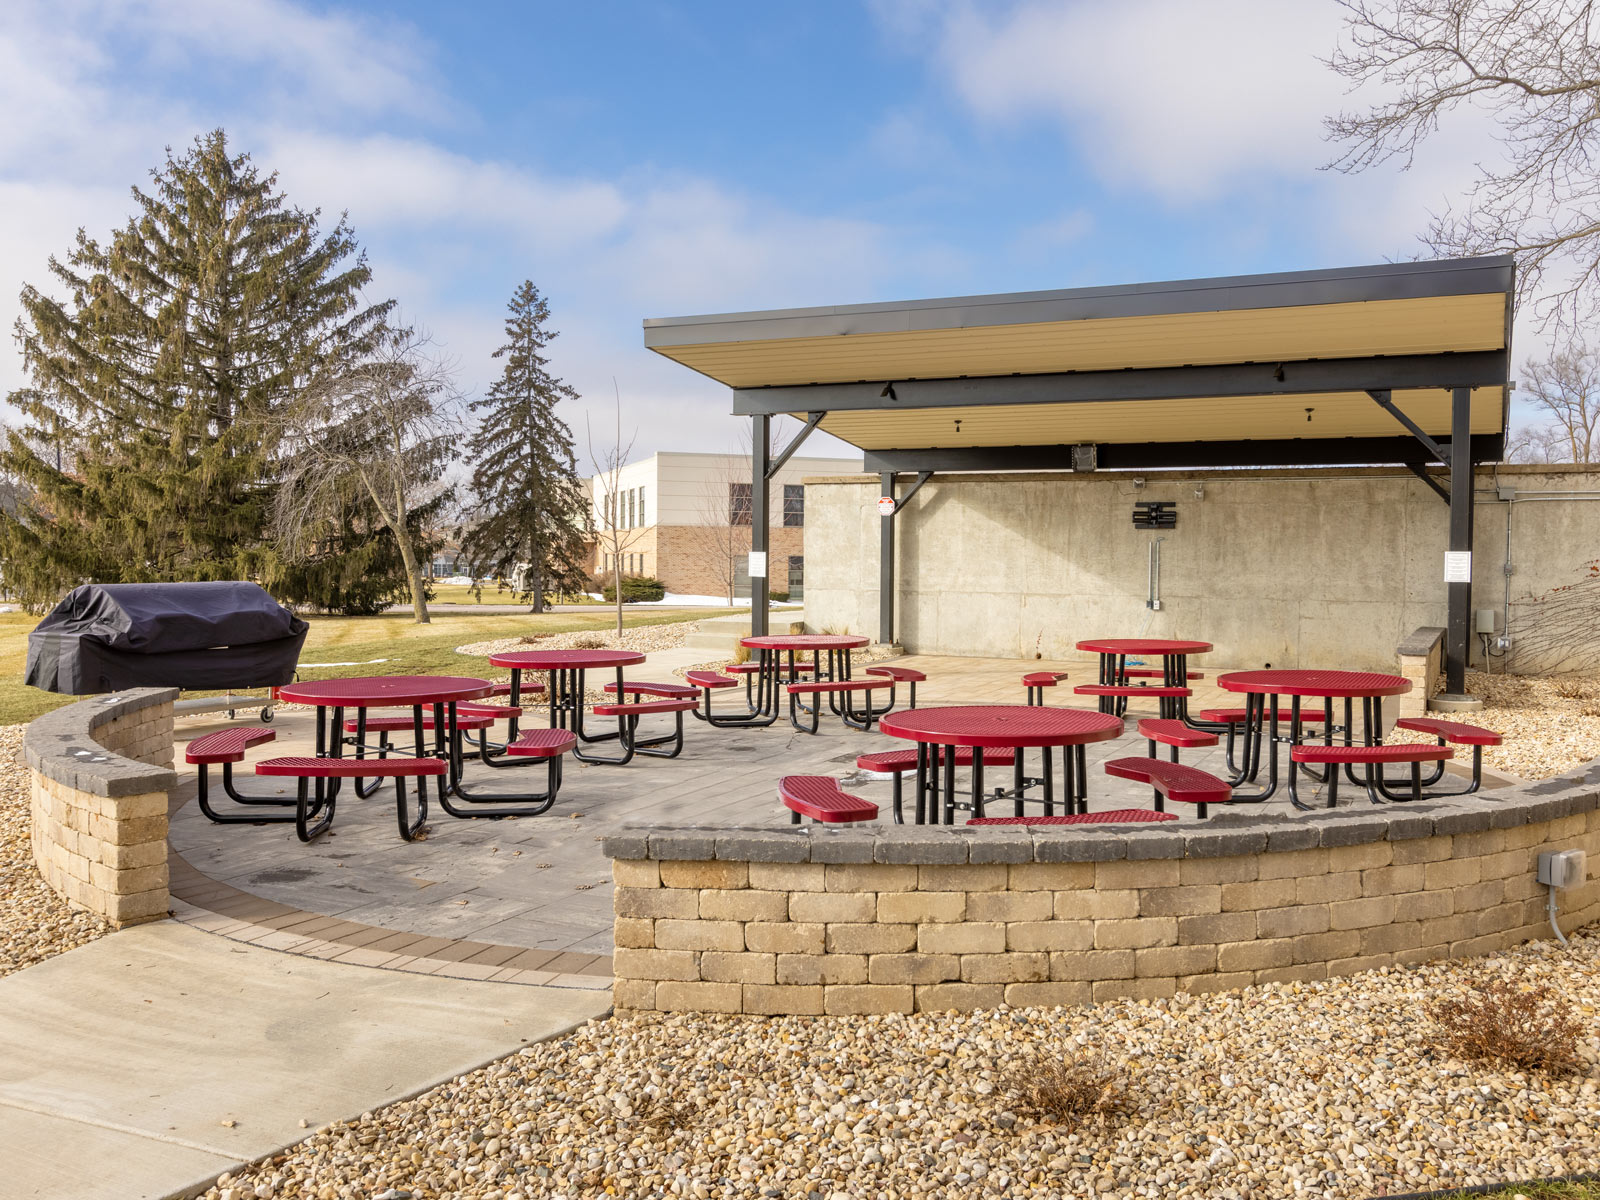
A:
604,772,1600,1015
25,688,178,927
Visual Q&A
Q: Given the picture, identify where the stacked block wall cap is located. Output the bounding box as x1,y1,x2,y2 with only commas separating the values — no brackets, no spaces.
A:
24,687,180,796
601,766,1600,865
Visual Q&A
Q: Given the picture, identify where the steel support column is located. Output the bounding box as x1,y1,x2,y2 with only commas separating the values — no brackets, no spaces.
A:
751,413,771,637
879,471,895,645
1445,386,1474,694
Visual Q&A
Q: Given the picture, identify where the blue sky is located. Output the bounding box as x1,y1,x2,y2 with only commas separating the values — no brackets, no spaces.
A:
0,0,1524,464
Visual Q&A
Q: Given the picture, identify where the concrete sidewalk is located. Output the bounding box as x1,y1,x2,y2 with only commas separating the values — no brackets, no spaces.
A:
0,921,611,1200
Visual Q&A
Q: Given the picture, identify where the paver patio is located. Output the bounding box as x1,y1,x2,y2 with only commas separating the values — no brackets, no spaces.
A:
166,653,1517,972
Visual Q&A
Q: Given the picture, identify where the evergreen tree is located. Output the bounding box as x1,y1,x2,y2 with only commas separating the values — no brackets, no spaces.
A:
0,129,391,608
460,281,589,612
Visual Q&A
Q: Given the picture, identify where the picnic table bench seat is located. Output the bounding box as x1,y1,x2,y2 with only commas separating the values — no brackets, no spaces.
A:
186,727,276,764
787,678,885,695
344,712,496,733
1075,684,1191,698
779,775,878,824
603,680,700,699
723,662,761,675
1022,671,1070,686
1104,756,1231,818
1136,718,1218,752
457,702,522,718
1393,716,1503,746
254,753,447,843
489,680,543,697
591,697,698,717
855,746,1017,773
969,809,1178,826
1199,707,1328,724
505,728,579,758
865,664,924,681
685,670,738,689
1289,743,1453,764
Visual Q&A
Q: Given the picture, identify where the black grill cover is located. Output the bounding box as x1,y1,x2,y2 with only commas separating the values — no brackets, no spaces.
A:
25,582,309,695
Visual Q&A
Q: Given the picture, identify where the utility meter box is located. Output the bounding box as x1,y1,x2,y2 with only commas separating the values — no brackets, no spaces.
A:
1537,849,1587,889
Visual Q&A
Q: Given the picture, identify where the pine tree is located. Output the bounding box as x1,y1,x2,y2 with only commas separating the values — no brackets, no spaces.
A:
0,129,391,607
460,281,589,612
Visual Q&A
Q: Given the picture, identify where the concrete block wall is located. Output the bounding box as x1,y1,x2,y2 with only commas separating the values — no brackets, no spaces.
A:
1395,627,1445,718
801,464,1600,671
25,688,178,927
605,776,1600,1015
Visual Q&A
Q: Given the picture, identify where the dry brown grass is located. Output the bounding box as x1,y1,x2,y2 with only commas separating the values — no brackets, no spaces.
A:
1427,977,1586,1075
1006,1048,1129,1130
636,1095,693,1134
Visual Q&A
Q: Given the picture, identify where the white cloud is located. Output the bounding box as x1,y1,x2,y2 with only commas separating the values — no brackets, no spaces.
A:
930,0,1349,200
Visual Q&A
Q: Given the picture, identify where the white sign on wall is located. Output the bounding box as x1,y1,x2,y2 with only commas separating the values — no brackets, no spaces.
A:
1443,551,1472,583
748,551,767,578
877,496,897,516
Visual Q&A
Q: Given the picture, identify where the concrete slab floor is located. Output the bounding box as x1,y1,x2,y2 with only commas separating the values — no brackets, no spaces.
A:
0,921,610,1200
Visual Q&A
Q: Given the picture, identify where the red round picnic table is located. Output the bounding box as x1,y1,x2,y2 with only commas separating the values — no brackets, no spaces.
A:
879,704,1124,825
736,633,873,721
487,648,646,764
1076,637,1213,719
1214,669,1413,806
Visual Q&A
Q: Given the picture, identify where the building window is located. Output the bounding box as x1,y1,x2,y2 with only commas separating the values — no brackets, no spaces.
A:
783,484,804,527
787,555,804,601
627,489,636,529
729,482,752,526
638,486,646,526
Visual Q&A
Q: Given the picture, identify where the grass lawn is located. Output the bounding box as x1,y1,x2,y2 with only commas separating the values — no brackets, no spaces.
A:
1441,1185,1600,1199
0,607,702,726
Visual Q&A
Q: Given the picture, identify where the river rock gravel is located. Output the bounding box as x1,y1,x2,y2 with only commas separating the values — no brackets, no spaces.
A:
0,724,112,977
1389,671,1600,781
456,621,695,661
196,924,1599,1200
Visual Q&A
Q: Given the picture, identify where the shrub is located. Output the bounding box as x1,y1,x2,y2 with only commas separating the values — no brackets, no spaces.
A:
601,575,665,603
768,590,790,602
1427,977,1585,1074
1006,1048,1128,1131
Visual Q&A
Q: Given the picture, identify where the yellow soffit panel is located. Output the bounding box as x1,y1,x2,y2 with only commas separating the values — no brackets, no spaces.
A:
806,388,1504,450
658,293,1507,388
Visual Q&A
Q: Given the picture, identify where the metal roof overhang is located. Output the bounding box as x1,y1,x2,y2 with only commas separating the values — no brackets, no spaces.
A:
643,255,1514,469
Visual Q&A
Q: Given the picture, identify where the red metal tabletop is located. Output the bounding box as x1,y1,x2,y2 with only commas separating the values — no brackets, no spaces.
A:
1076,638,1213,655
879,704,1124,748
741,634,870,650
1217,669,1412,698
277,675,492,707
488,649,646,670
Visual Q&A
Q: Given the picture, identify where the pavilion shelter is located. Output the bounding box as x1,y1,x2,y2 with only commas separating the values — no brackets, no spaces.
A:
643,256,1514,695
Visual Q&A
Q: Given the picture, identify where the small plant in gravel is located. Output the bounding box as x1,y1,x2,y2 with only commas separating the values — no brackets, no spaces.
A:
1427,976,1585,1075
636,1093,693,1134
1006,1047,1128,1131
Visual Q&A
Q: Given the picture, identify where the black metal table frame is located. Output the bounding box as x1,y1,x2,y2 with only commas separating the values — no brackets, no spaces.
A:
1090,650,1219,725
907,741,1090,825
703,646,857,727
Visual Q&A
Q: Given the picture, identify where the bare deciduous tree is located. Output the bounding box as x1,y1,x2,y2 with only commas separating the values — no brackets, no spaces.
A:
1325,0,1600,327
1519,344,1600,463
586,385,647,637
272,325,460,624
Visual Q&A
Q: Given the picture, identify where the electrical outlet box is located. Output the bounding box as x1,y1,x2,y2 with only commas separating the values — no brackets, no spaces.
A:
1537,849,1587,889
1495,635,1512,652
1148,599,1162,611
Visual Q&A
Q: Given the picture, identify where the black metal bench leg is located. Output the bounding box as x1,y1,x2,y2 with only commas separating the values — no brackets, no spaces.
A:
295,776,337,842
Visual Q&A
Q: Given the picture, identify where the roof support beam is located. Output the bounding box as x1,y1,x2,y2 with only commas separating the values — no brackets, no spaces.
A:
1445,387,1476,695
1368,389,1447,461
732,351,1508,415
765,410,826,479
862,435,1504,474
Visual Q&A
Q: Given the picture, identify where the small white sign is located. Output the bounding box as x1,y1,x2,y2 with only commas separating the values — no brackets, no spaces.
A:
1443,551,1472,583
877,496,897,516
748,551,767,578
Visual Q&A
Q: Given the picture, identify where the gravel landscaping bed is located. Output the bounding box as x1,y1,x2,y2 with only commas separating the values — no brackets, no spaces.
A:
199,925,1599,1200
1389,672,1600,781
0,724,112,977
457,621,696,661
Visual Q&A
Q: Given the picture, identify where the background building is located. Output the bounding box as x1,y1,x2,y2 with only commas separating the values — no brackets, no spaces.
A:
587,451,862,600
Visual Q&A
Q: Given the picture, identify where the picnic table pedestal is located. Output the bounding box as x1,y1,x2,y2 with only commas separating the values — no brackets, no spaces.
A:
1076,638,1213,720
488,648,647,765
879,705,1124,825
1215,669,1413,808
738,634,871,726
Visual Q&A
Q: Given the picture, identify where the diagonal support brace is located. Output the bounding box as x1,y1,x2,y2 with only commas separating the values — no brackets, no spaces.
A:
1403,461,1450,504
766,411,826,479
893,470,933,511
1368,390,1447,462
